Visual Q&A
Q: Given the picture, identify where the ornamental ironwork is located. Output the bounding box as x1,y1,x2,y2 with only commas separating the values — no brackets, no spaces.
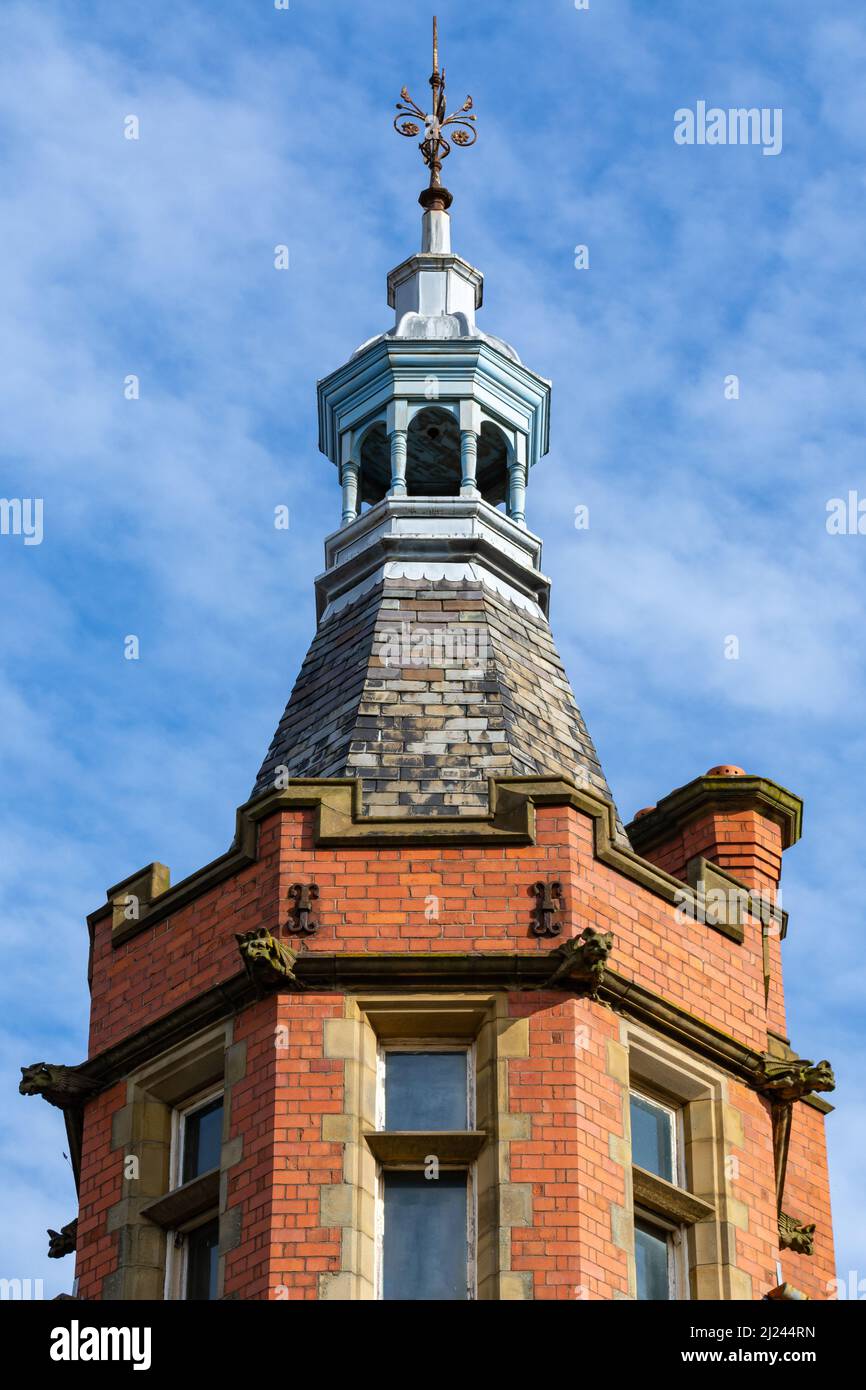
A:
394,16,477,208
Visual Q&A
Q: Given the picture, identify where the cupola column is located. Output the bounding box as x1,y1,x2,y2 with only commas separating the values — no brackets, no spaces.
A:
389,431,408,497
459,400,481,499
340,444,360,526
387,400,410,498
507,441,528,526
460,429,479,498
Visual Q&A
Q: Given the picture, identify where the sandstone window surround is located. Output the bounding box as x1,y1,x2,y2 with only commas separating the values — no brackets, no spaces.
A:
616,1024,749,1301
104,1022,244,1301
144,1086,224,1301
319,994,533,1301
372,1044,481,1300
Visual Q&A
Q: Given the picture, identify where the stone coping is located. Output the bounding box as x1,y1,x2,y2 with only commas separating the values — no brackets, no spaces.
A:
94,775,760,950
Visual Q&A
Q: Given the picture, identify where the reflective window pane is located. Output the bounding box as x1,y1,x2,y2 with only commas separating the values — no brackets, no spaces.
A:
185,1217,219,1301
182,1097,223,1184
635,1220,670,1301
383,1171,468,1300
630,1093,674,1182
385,1052,468,1131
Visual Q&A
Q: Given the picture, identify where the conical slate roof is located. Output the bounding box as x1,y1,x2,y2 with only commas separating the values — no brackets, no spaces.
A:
252,516,622,827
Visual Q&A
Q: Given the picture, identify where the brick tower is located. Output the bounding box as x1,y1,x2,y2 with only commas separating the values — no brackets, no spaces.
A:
22,27,835,1303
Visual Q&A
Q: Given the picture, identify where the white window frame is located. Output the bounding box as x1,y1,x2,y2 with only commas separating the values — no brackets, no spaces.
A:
163,1085,223,1301
629,1086,683,1187
164,1209,221,1302
630,1083,690,1301
374,1042,477,1300
634,1209,685,1302
376,1042,475,1131
170,1085,224,1191
375,1163,478,1302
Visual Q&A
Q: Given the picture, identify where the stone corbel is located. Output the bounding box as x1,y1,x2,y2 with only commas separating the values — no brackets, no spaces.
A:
235,927,305,992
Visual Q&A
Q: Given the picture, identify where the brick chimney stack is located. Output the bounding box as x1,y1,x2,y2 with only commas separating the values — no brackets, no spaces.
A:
625,766,803,896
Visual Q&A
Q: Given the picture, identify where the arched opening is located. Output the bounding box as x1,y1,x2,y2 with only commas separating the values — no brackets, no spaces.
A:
477,422,510,507
406,407,461,496
358,423,389,507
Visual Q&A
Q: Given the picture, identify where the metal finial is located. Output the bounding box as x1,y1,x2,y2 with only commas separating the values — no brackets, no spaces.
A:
394,15,477,212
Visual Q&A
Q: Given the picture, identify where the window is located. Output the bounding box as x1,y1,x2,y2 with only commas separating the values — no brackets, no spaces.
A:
635,1217,678,1301
126,1024,232,1301
624,1030,735,1298
384,1049,470,1131
160,1088,224,1301
630,1091,677,1184
382,1171,470,1301
372,1046,479,1301
182,1215,220,1301
179,1094,223,1185
629,1087,688,1300
628,1083,716,1300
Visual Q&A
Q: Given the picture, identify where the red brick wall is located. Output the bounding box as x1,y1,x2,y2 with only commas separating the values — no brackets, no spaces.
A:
75,1081,126,1300
223,994,345,1300
89,803,784,1058
729,1082,781,1296
509,994,629,1299
77,796,834,1300
781,1100,836,1299
638,808,785,894
87,815,283,1056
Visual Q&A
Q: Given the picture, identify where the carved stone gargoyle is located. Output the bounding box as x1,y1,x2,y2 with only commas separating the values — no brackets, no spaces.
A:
19,1063,98,1110
542,927,614,997
236,927,305,992
754,1054,835,1216
755,1057,836,1105
47,1218,78,1259
19,1062,97,1193
779,1211,816,1257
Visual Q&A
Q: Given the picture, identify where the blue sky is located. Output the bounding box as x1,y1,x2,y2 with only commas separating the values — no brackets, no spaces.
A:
1,0,864,1297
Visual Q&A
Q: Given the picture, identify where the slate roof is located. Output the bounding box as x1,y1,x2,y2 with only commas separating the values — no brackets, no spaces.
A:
252,574,626,836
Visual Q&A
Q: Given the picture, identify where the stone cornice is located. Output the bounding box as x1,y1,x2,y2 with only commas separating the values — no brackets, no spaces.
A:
627,774,803,853
314,499,552,620
96,774,793,950
317,337,551,474
68,952,833,1120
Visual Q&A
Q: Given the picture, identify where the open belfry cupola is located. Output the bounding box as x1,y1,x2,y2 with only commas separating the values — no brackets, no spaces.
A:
253,20,621,821
318,15,549,522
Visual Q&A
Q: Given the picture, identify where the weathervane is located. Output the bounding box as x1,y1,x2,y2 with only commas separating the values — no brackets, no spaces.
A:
394,16,477,211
